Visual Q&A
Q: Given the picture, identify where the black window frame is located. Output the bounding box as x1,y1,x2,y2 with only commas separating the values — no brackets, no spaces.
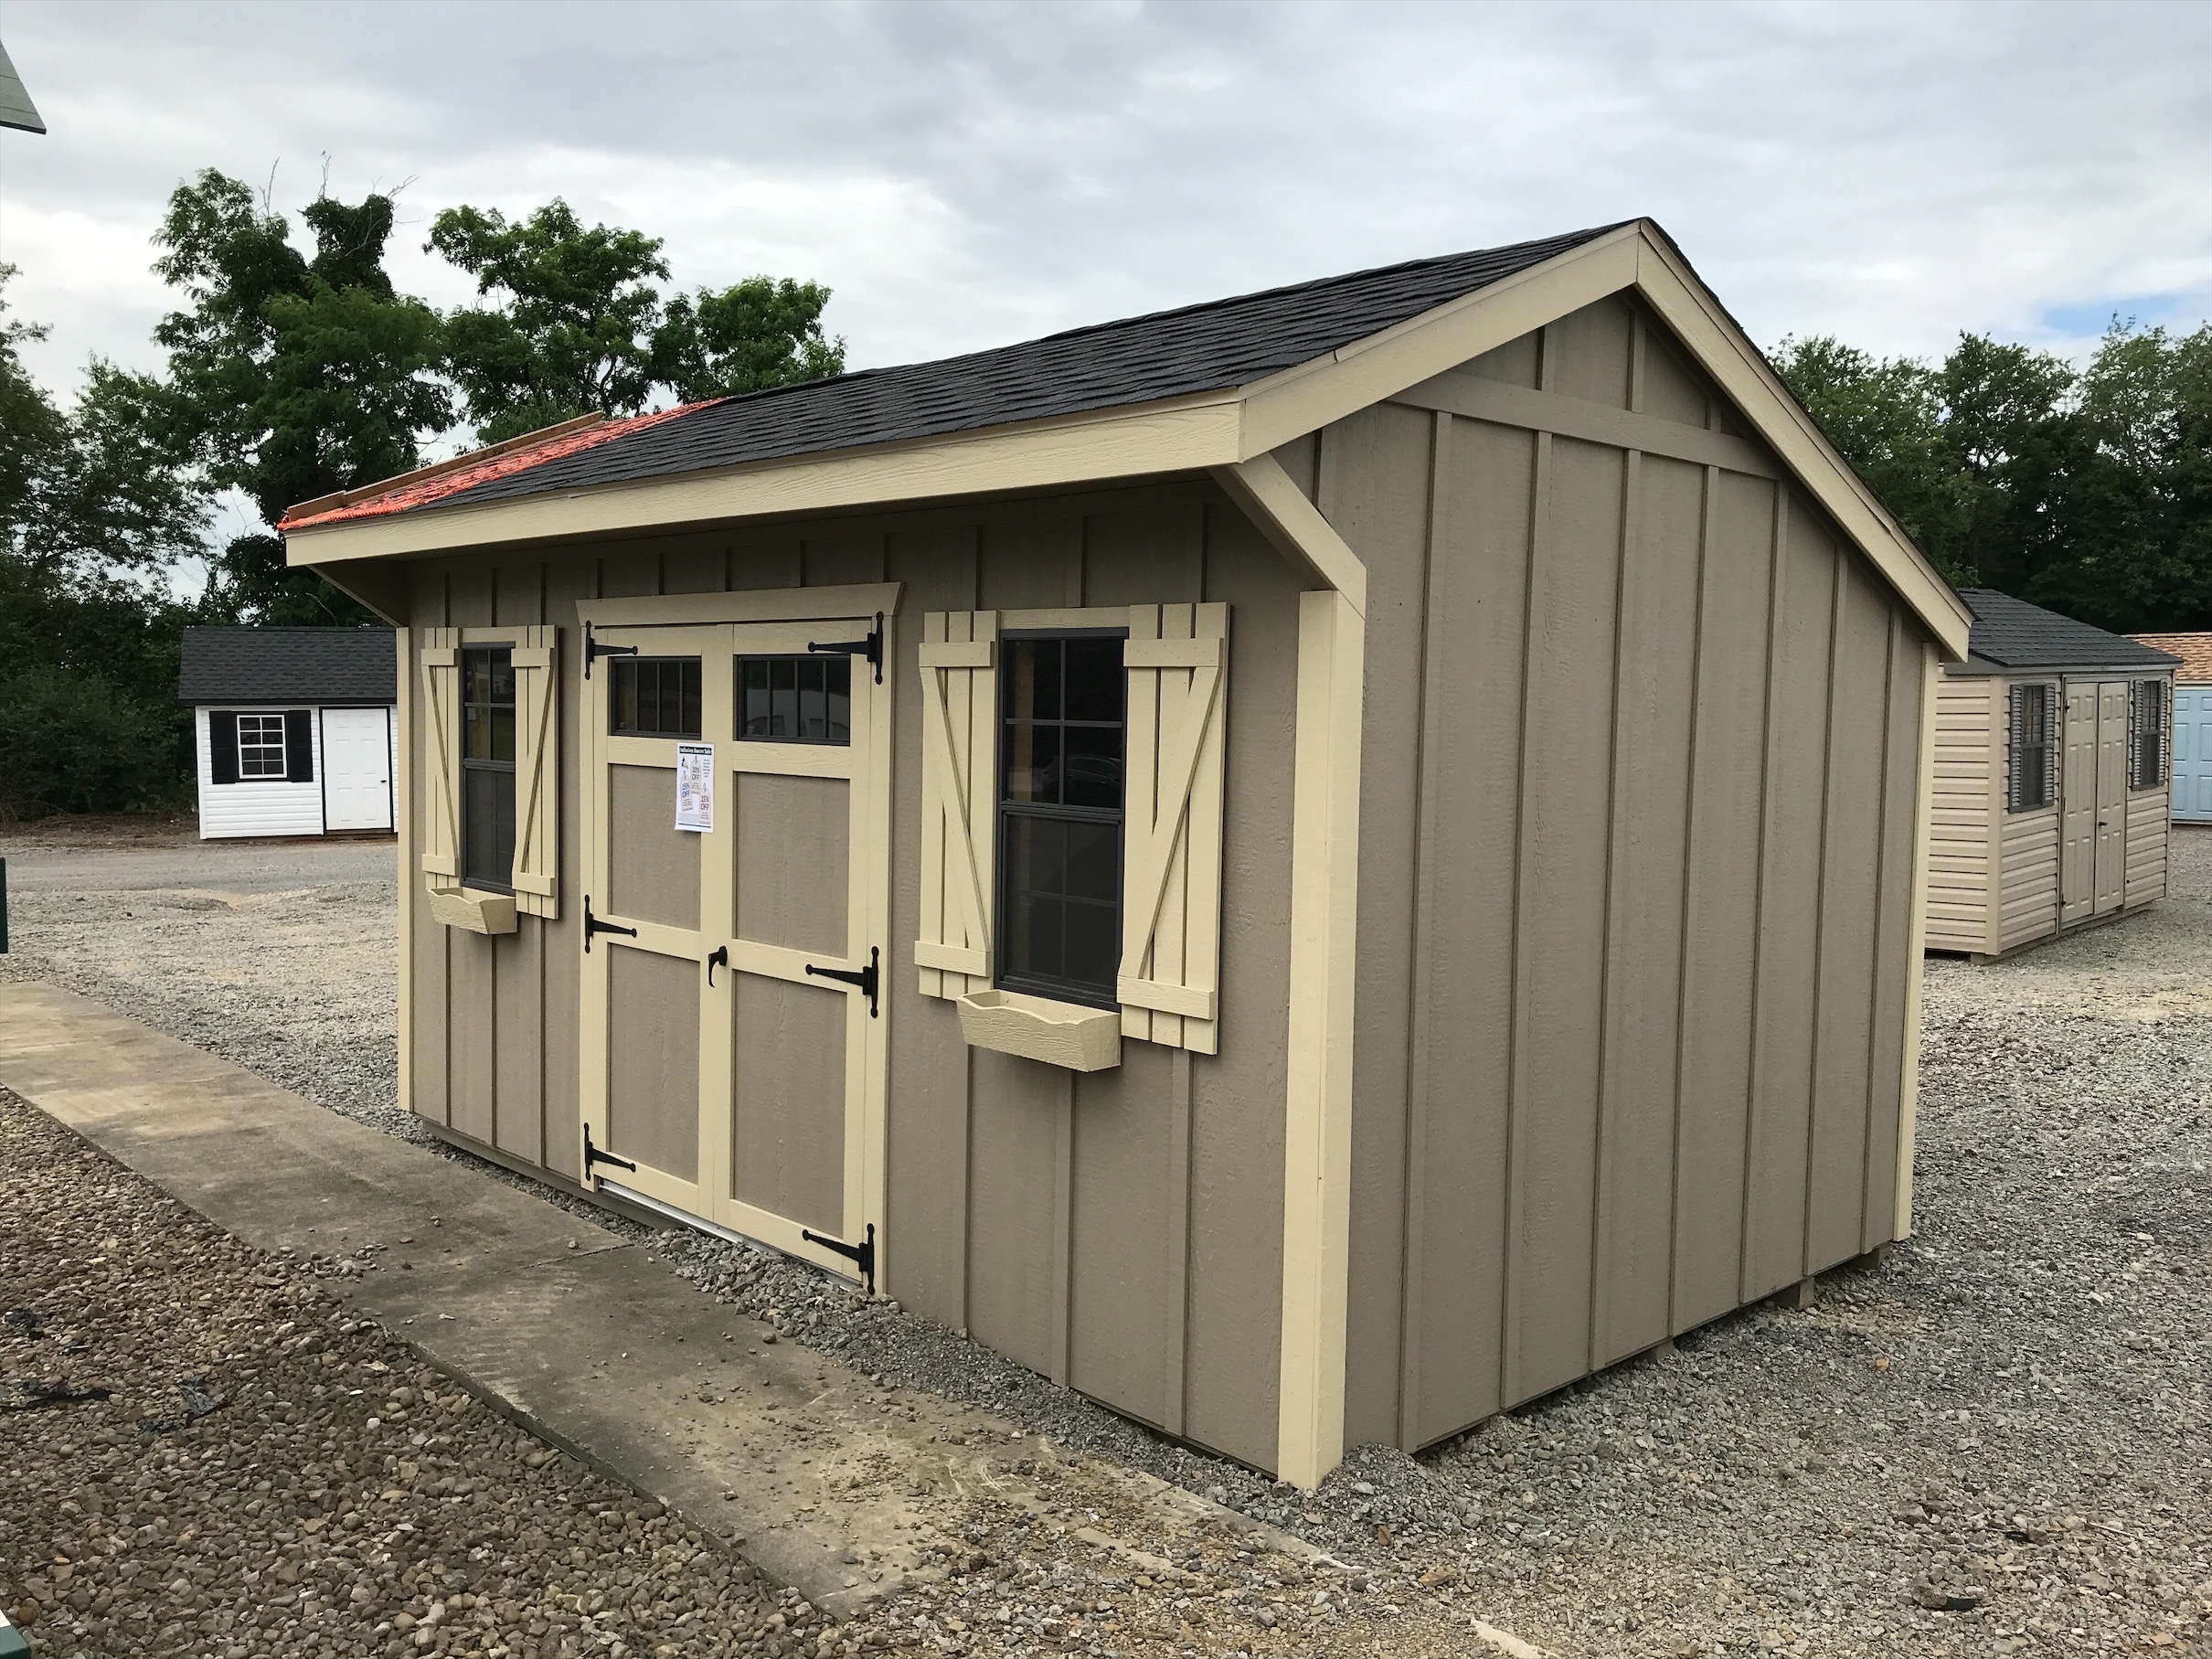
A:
736,653,852,745
461,645,516,894
2129,678,2169,791
2006,681,2056,814
994,628,1128,1011
609,655,704,740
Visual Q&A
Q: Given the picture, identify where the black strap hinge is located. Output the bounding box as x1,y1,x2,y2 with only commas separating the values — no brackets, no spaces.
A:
584,1124,635,1176
583,896,638,953
802,1221,876,1294
804,945,879,1017
584,622,638,680
807,611,884,684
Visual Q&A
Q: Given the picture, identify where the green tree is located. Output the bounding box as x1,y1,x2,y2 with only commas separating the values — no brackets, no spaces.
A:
0,267,206,816
152,170,451,622
1771,335,1968,572
1774,323,2212,632
430,199,845,441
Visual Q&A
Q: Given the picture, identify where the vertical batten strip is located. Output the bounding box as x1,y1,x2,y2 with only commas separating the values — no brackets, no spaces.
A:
1277,586,1365,1490
1395,409,1453,1448
1800,546,1848,1279
1499,429,1552,1408
1665,466,1720,1332
1737,484,1790,1303
396,624,416,1120
1895,641,1940,1237
1052,1071,1074,1388
1589,446,1642,1369
1163,1048,1193,1438
1858,615,1903,1249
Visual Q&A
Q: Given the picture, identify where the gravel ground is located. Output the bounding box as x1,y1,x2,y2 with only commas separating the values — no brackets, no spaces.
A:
5,816,2210,1656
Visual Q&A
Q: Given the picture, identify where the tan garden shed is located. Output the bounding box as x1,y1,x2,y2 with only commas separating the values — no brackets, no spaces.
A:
1926,590,2177,961
281,219,1973,1487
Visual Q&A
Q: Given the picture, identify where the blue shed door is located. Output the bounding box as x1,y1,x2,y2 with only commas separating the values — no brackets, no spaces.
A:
2177,685,2212,824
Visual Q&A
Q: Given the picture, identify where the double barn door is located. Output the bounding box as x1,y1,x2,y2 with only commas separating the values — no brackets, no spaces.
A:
2059,679,2129,926
578,604,889,1285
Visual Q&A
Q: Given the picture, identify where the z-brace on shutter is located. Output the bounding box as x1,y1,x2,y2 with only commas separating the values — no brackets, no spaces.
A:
420,629,462,882
1119,603,1228,1055
914,602,1230,1058
916,611,999,999
509,626,561,918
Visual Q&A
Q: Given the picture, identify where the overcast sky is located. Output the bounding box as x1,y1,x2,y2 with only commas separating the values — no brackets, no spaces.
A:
4,0,2209,412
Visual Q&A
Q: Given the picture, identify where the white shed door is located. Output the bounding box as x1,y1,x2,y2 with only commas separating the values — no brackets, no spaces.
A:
321,707,393,831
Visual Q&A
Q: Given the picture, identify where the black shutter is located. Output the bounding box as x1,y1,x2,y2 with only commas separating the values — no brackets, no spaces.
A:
284,708,315,782
209,711,239,785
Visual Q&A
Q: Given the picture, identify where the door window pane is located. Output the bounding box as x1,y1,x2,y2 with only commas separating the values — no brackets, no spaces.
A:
611,656,703,739
735,655,850,744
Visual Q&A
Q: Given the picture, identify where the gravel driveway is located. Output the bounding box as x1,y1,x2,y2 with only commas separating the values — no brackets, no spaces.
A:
4,816,2208,1656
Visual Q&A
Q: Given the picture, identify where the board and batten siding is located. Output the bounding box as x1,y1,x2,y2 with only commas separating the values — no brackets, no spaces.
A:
398,479,1299,1472
1315,292,1933,1453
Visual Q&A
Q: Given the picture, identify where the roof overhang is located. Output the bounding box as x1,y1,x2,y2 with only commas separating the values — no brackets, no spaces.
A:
286,219,1973,659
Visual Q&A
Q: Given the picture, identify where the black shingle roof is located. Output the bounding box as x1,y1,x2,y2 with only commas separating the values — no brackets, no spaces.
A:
1961,590,2181,673
177,627,397,705
421,225,1626,515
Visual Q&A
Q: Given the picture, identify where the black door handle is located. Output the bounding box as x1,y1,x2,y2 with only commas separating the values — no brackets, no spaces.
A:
805,946,880,1017
707,945,728,986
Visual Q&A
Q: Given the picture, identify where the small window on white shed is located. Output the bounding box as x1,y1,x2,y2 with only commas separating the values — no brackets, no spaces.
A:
2006,683,2055,813
238,714,288,778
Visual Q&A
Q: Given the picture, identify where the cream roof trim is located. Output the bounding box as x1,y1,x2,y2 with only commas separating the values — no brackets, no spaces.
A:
285,219,1971,657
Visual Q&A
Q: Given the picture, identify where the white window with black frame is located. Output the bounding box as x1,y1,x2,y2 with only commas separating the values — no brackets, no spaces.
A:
2006,681,2056,813
916,603,1228,1070
207,708,314,786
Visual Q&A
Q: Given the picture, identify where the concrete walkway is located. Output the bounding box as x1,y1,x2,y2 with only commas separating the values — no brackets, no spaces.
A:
0,980,1277,1622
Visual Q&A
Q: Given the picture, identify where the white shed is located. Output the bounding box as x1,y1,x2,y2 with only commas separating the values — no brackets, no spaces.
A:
177,626,399,839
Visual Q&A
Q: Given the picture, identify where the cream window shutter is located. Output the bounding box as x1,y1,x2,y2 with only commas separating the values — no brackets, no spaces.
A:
420,629,462,882
509,625,560,918
1119,602,1228,1055
916,611,999,999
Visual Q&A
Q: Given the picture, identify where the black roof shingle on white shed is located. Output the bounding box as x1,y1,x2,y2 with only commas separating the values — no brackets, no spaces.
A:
177,626,397,706
1960,590,2182,675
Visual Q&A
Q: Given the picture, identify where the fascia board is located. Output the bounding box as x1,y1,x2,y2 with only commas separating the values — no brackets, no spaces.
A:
1235,225,1645,459
1630,236,1974,661
287,395,1244,568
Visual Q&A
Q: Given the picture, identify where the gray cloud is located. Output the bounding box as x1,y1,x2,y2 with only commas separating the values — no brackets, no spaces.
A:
4,0,2207,404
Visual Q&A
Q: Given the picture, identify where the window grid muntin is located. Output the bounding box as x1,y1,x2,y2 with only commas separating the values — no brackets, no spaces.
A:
2129,679,2169,791
995,629,1127,1008
462,645,516,892
237,713,287,779
737,654,851,745
610,655,704,739
2006,681,2055,813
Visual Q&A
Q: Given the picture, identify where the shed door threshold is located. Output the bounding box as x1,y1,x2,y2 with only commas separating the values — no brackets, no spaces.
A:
599,1175,854,1282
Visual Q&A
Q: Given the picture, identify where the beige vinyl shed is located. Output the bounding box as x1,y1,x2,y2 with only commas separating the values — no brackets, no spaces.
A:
281,219,1974,1488
1926,590,2178,962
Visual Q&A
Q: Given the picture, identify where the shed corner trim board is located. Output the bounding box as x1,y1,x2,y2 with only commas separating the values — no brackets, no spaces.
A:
1277,589,1366,1490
